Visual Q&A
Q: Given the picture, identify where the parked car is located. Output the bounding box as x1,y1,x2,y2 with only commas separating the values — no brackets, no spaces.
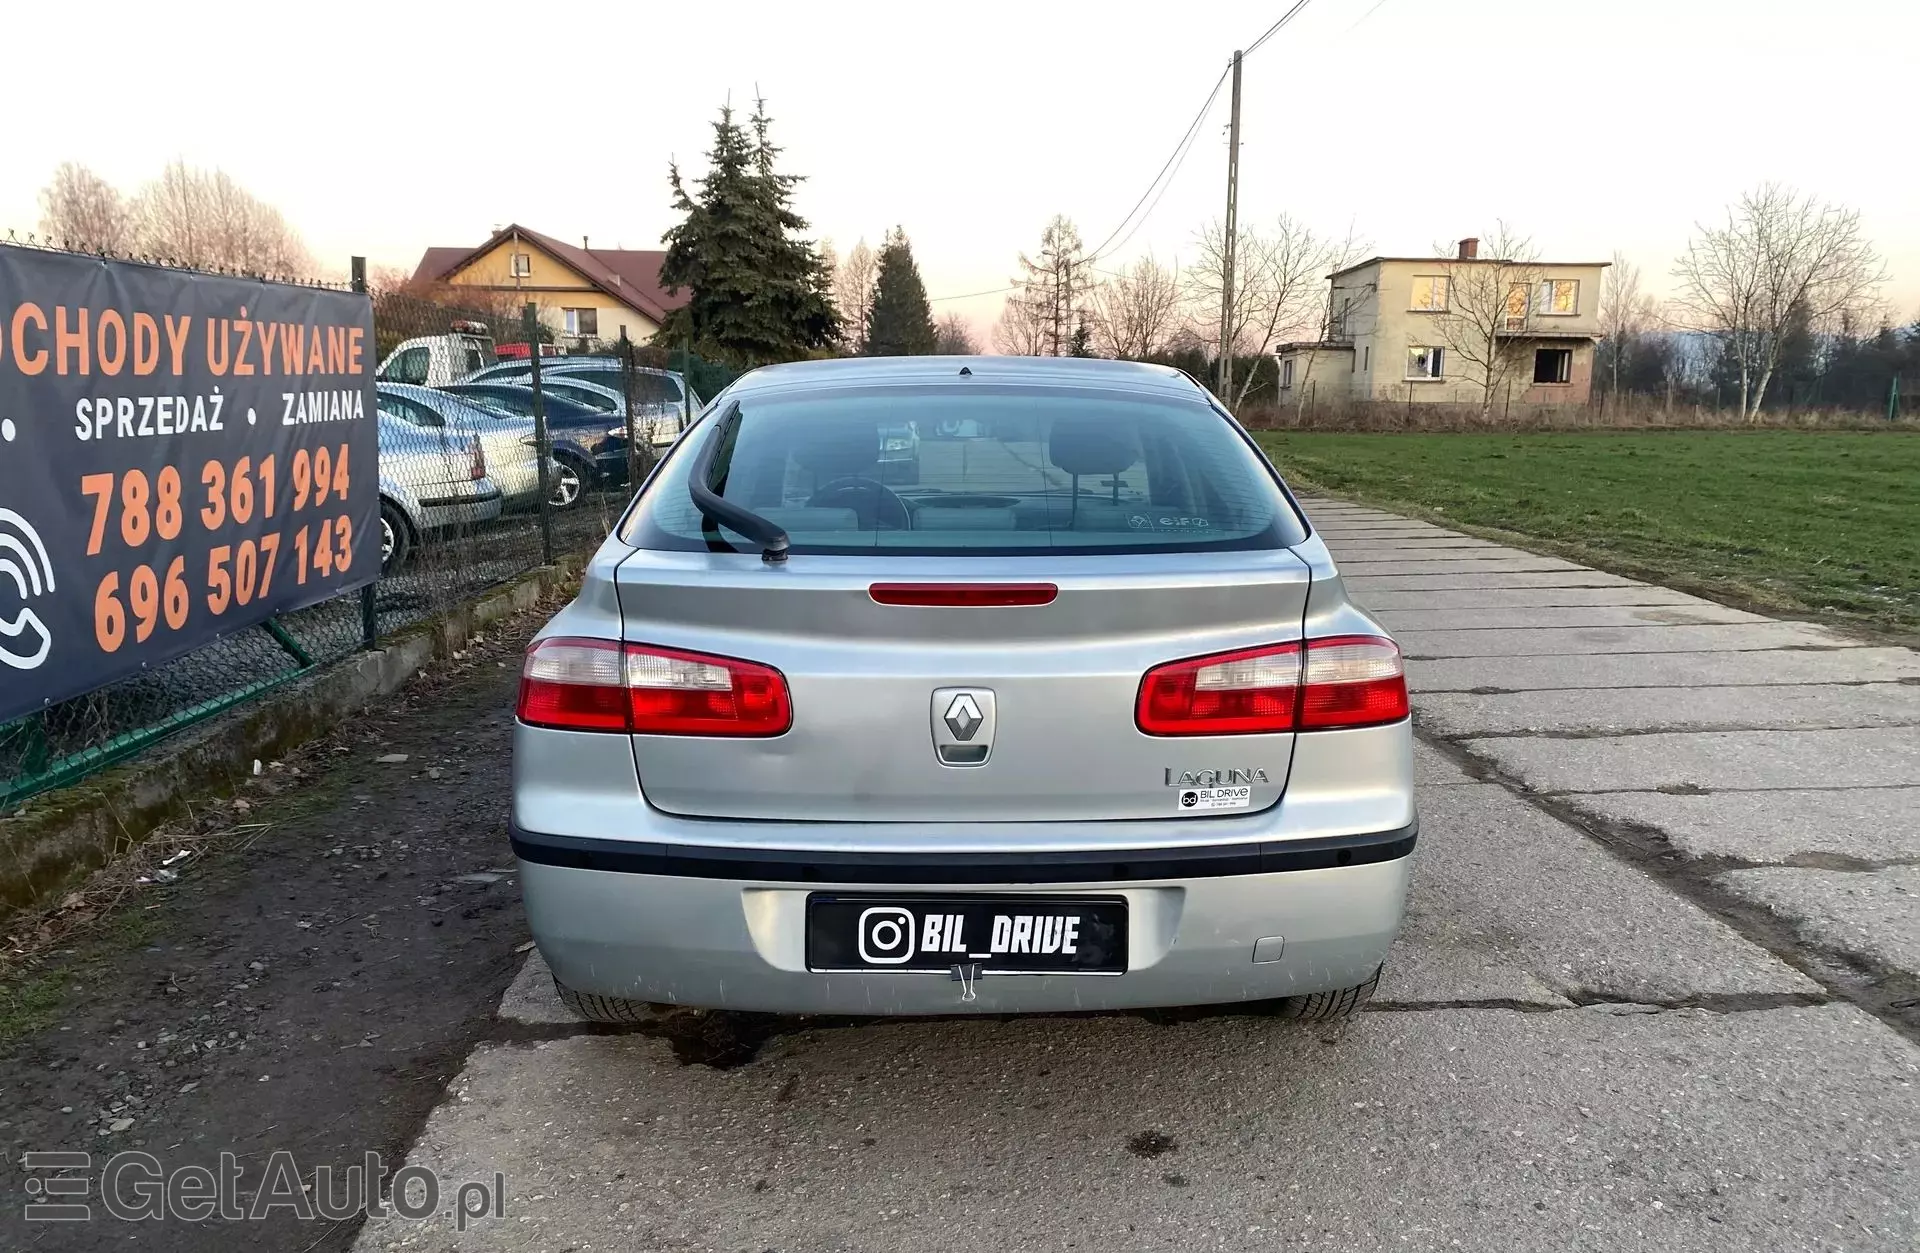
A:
376,322,498,387
376,413,501,574
376,383,573,511
510,356,1415,1021
539,377,687,448
464,354,706,427
437,383,629,496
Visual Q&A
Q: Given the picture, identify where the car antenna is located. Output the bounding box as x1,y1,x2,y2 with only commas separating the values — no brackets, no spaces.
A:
958,365,972,376
687,402,790,563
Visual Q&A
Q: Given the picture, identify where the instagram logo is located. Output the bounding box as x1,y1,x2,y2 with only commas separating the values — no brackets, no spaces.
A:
857,907,916,964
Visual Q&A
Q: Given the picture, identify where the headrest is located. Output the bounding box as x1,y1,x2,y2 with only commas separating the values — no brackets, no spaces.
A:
792,423,878,479
1048,419,1135,477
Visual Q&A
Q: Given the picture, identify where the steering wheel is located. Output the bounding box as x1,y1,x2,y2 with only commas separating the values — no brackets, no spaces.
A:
806,476,911,530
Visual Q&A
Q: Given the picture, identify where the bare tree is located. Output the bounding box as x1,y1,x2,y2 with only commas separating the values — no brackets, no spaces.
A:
1596,250,1659,398
1090,254,1182,360
131,161,310,275
1422,223,1546,418
833,238,877,352
37,162,135,253
933,311,978,355
1012,216,1094,356
1672,183,1886,418
1185,215,1365,408
992,290,1050,356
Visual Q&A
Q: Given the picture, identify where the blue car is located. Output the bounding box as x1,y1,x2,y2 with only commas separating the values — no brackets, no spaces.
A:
437,383,634,495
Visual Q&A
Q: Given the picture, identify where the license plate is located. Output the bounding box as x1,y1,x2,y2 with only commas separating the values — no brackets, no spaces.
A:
805,895,1128,974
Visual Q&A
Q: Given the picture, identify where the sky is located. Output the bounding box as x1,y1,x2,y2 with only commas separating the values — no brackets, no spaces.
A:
6,0,1918,339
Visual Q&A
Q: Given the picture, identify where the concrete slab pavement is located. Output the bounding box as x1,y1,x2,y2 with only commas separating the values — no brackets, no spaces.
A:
356,1004,1917,1253
1715,866,1920,976
1399,621,1848,657
1298,495,1920,1045
1461,727,1920,794
1559,788,1920,863
1377,604,1768,630
1416,683,1920,736
1408,647,1920,691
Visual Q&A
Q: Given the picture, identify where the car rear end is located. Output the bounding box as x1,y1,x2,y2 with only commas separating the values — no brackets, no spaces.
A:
379,415,503,529
511,360,1414,1016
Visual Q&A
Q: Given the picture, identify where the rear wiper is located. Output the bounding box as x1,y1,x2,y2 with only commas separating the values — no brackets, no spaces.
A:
687,401,791,563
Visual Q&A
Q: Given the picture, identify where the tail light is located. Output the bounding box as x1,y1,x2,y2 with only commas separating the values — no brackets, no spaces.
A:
517,638,791,736
469,437,487,481
1136,635,1406,736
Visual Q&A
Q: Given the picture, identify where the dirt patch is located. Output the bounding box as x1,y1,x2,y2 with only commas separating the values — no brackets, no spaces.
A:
0,607,553,1252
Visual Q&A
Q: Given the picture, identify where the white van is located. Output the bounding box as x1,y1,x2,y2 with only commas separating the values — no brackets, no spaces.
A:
376,322,498,387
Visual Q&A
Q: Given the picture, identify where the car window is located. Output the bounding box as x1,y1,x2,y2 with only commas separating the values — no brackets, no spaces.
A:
624,383,1303,556
545,381,618,412
376,392,443,427
382,346,430,385
447,385,597,424
561,368,682,406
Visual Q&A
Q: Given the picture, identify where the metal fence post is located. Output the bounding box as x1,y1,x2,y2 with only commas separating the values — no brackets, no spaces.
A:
352,255,379,650
524,303,556,565
620,329,641,489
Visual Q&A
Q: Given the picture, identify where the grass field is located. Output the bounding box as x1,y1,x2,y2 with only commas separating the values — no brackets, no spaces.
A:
1255,430,1920,636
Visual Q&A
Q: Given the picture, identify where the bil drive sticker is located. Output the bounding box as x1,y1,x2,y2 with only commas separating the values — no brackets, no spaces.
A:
1178,785,1252,811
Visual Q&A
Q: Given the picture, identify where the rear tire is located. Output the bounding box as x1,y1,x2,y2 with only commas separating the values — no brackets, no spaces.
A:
553,978,658,1023
379,498,412,575
1277,966,1380,1022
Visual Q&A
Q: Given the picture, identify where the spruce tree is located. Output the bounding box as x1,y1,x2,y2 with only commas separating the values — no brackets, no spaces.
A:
657,98,839,365
863,227,937,356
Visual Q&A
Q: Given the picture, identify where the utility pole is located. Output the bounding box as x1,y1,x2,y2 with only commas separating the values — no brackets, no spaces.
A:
1218,48,1243,404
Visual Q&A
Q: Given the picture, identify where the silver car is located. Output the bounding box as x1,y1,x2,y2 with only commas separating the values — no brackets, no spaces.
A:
511,357,1414,1020
377,413,502,573
377,383,572,510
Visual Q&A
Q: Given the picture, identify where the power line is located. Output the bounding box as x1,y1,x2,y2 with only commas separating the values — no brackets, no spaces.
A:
931,1,1318,305
930,65,1230,304
1081,65,1231,265
928,283,1017,304
1087,1,1314,268
1246,0,1313,56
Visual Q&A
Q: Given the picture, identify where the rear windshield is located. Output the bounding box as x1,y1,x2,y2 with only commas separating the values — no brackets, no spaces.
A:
622,383,1304,555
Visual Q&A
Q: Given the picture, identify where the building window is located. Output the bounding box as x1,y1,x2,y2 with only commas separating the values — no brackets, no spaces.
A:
508,252,532,278
1409,276,1450,312
1281,358,1295,389
1535,279,1579,315
563,308,599,337
1504,283,1531,330
1407,346,1444,380
1361,345,1368,374
1533,348,1572,384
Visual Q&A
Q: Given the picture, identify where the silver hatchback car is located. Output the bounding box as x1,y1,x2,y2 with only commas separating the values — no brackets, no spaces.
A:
511,357,1415,1020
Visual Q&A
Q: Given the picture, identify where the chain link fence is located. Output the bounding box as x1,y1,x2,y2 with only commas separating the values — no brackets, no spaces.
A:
0,249,681,812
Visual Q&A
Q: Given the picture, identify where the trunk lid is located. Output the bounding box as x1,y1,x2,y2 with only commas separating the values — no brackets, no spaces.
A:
612,549,1311,822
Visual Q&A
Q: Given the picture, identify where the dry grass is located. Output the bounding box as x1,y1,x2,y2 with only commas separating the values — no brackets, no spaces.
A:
1241,396,1917,433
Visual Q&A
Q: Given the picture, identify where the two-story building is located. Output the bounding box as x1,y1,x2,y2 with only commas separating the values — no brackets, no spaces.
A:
1277,239,1608,407
409,224,686,350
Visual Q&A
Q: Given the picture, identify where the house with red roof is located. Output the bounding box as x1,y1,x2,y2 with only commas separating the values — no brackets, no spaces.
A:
408,224,688,348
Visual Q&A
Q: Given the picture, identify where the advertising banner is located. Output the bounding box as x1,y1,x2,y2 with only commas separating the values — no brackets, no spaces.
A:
0,246,378,725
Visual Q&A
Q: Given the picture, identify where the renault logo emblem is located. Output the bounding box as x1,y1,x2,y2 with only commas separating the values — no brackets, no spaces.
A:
930,687,995,767
944,694,984,741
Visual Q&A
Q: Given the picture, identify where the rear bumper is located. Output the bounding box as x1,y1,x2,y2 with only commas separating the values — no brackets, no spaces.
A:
514,823,1414,1014
417,488,502,530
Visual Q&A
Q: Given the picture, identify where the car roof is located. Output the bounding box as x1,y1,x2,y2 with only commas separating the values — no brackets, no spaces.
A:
728,355,1206,399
